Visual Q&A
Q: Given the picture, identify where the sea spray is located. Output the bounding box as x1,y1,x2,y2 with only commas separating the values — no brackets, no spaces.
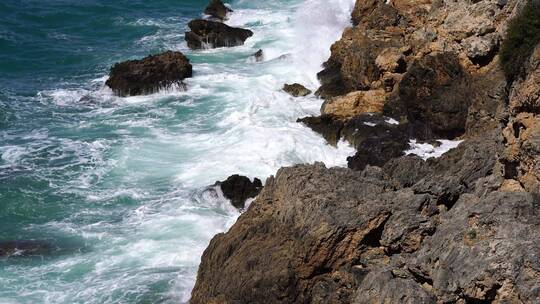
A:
0,0,355,303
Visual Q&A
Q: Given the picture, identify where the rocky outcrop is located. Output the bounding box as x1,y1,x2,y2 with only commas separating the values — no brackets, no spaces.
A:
185,19,253,49
105,51,192,97
191,0,540,303
283,83,312,97
252,49,264,62
192,135,540,303
322,90,386,119
204,0,232,21
215,175,263,209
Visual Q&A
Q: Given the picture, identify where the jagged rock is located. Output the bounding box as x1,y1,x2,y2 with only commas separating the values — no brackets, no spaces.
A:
191,136,537,303
316,29,403,98
283,83,311,97
321,90,387,119
105,51,192,97
252,49,264,62
385,52,471,139
342,114,409,170
215,175,263,209
462,33,500,66
501,113,540,192
204,0,233,21
297,115,344,146
508,44,540,114
375,48,407,73
185,19,253,49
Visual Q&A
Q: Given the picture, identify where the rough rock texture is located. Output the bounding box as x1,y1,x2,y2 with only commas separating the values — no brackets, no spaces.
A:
191,0,540,303
185,19,253,50
283,83,312,97
215,175,263,209
204,0,232,21
322,90,386,119
192,136,540,303
105,51,192,97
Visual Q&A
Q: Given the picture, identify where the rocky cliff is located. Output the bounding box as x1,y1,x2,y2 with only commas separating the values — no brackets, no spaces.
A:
191,0,540,302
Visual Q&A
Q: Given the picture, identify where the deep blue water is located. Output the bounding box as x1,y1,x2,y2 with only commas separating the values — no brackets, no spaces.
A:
0,0,354,302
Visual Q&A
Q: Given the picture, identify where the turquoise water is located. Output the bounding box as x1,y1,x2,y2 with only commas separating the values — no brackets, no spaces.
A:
0,0,354,303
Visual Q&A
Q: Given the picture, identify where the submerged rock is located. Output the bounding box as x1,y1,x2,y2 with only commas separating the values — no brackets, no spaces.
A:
252,49,264,62
0,240,55,257
105,51,192,97
185,19,253,50
215,175,263,209
204,0,233,20
282,83,311,97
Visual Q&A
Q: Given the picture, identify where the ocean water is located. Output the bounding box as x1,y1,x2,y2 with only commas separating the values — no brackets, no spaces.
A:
0,0,355,303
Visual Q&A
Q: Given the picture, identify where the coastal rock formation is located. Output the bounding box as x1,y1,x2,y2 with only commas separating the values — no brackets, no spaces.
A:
321,90,386,119
283,83,311,97
215,175,263,209
192,0,540,302
204,0,232,20
185,19,253,49
105,51,192,97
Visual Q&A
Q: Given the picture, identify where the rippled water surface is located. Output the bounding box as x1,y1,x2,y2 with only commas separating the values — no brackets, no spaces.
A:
0,0,355,302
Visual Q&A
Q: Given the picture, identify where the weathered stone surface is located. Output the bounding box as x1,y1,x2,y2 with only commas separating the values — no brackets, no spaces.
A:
204,0,232,20
509,44,540,114
462,33,500,65
191,136,538,303
283,83,311,97
105,51,192,97
386,52,471,139
185,19,253,49
297,115,344,146
321,90,386,119
215,174,263,209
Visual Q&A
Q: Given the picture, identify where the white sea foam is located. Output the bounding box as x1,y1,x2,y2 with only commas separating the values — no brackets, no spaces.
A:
3,0,357,303
405,139,464,160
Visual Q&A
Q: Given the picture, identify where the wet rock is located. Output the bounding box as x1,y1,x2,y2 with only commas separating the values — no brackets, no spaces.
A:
105,51,192,97
204,0,233,21
252,49,264,62
185,19,253,50
282,83,311,97
0,240,55,257
341,114,409,170
215,175,263,209
297,115,344,146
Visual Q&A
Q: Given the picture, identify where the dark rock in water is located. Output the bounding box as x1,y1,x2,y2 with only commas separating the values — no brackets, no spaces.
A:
341,114,409,170
215,175,263,209
297,115,344,146
252,49,264,62
204,0,233,20
105,51,192,97
282,83,312,97
185,19,253,50
0,240,55,257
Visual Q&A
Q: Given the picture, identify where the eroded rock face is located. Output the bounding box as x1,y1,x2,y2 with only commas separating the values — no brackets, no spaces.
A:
204,0,232,20
283,83,312,97
185,19,253,49
192,134,539,303
105,51,192,97
297,115,344,146
215,175,263,209
322,90,386,119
